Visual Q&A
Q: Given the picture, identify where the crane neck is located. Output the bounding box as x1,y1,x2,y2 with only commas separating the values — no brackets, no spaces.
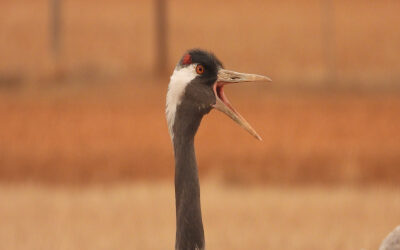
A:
172,107,205,250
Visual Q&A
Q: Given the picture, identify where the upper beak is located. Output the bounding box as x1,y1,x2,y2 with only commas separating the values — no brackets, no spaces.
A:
212,69,271,141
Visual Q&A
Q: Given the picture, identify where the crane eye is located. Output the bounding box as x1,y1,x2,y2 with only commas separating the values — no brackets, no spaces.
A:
196,64,205,74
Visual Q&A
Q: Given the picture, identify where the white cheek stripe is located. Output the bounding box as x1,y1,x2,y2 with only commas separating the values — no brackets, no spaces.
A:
166,64,197,138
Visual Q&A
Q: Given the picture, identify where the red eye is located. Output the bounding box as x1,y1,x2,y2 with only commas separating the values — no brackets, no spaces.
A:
196,64,205,74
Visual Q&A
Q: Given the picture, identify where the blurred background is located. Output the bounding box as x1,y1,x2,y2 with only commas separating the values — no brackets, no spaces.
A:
0,0,399,249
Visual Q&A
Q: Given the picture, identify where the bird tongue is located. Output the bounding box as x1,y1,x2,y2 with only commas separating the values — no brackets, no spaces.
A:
215,82,235,112
212,81,262,141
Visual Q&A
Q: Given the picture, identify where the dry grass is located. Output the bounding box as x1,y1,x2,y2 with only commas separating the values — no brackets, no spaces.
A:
0,85,399,185
0,182,399,250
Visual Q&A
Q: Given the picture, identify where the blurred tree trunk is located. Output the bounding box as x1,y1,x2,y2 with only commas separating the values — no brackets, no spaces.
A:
321,0,336,85
50,0,63,80
155,0,168,75
50,0,62,61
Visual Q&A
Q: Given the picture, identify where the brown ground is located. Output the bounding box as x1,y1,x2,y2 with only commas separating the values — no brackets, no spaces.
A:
1,182,399,250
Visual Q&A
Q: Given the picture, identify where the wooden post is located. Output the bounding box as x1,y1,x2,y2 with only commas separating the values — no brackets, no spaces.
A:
155,0,168,75
321,0,336,85
50,0,62,61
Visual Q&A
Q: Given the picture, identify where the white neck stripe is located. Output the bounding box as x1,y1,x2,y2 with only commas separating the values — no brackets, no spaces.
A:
166,64,198,138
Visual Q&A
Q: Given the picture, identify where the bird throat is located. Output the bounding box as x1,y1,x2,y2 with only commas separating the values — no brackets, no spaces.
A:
172,105,205,250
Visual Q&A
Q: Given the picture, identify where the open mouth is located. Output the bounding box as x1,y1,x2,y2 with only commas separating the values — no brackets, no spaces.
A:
212,81,262,141
214,82,235,113
211,69,271,141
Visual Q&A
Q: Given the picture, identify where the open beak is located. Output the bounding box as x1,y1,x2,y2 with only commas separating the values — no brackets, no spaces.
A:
212,69,272,141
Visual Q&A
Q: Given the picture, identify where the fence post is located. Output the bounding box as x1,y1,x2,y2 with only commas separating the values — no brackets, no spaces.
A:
155,0,168,75
321,0,336,85
50,0,62,61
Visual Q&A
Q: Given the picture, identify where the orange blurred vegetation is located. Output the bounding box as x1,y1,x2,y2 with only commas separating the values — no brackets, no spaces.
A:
0,0,400,185
0,86,399,185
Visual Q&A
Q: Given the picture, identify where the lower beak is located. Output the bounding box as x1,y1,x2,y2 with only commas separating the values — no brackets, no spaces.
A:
212,69,272,141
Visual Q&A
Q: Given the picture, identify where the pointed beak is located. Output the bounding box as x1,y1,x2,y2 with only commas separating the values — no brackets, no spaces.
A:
212,69,272,141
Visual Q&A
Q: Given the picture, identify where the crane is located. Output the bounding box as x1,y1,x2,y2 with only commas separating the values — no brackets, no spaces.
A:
380,226,400,250
166,49,271,250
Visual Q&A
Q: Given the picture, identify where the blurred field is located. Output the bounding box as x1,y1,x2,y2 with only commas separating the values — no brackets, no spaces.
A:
1,182,399,250
1,0,400,86
1,85,399,185
0,0,399,184
0,0,399,185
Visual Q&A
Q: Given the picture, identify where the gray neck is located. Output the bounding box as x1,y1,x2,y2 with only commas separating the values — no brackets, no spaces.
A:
172,105,205,250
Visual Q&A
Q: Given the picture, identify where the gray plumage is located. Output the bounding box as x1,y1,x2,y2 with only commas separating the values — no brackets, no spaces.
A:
380,226,400,250
166,49,271,250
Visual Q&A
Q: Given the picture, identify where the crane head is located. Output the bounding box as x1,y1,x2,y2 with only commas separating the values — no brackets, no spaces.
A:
166,49,271,140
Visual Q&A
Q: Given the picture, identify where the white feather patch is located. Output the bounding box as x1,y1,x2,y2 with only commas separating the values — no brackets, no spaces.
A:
166,64,197,138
